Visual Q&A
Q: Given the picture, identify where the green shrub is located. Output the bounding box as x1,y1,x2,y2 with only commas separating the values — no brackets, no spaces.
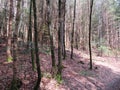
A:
55,74,63,84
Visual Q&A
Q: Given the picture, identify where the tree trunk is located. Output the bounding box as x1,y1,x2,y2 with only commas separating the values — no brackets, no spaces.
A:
7,0,13,62
46,0,56,76
28,0,36,71
62,0,66,59
10,0,21,89
32,0,41,89
71,0,76,59
57,0,66,76
89,0,94,70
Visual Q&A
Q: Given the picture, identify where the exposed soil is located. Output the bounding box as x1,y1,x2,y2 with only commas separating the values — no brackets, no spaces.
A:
0,38,120,90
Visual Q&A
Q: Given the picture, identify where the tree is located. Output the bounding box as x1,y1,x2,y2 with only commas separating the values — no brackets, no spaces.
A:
46,0,56,76
71,0,76,59
57,0,66,76
32,0,41,89
7,0,13,62
10,0,22,89
62,0,66,59
28,0,36,70
89,0,94,70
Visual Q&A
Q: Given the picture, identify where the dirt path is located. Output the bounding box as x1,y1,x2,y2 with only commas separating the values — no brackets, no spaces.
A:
93,57,120,90
105,78,120,90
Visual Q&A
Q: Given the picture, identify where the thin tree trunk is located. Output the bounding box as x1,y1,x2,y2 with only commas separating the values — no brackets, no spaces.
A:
71,0,76,59
57,0,64,76
62,0,66,59
28,0,35,70
32,0,41,89
7,0,13,62
10,0,21,89
46,0,56,76
89,0,94,70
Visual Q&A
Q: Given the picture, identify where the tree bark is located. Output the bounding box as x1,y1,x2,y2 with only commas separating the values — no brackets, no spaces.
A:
46,0,56,76
10,0,21,89
57,0,66,76
62,0,66,59
28,0,35,71
7,0,13,62
71,0,76,59
89,0,94,70
32,0,41,89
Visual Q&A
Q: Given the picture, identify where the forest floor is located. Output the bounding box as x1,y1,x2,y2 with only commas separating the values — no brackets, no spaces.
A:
0,38,120,90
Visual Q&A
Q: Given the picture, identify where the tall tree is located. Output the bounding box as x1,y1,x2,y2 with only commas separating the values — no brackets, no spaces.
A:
71,0,76,59
10,0,21,89
61,0,66,59
7,0,13,62
89,0,94,70
32,0,41,89
46,0,56,76
57,0,66,76
28,0,35,70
